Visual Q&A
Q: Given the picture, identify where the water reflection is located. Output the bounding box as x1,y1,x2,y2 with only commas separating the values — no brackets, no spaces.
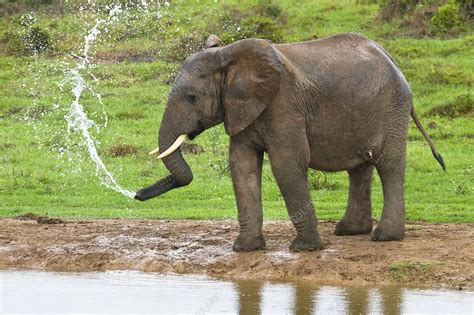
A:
1,271,472,314
379,286,403,315
345,285,370,314
235,280,263,314
293,281,317,315
234,279,469,315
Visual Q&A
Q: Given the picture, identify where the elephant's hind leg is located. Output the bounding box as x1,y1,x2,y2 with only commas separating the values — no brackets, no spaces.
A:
372,152,406,241
335,163,374,236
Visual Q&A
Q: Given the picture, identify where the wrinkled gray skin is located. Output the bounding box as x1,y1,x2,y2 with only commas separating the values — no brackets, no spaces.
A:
136,33,445,252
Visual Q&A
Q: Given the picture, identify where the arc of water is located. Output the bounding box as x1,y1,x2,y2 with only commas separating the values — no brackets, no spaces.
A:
64,5,134,198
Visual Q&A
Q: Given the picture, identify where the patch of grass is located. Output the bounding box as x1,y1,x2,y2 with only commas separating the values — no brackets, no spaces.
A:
0,0,472,223
105,143,139,157
389,260,437,282
113,111,146,120
427,93,473,118
308,170,340,191
181,143,205,155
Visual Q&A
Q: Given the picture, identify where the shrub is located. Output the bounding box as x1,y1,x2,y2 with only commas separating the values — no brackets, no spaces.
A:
164,31,207,63
378,0,425,21
238,15,284,43
2,13,51,55
22,26,50,54
430,0,466,35
163,1,287,63
458,0,473,19
213,2,287,45
376,0,472,37
427,93,473,118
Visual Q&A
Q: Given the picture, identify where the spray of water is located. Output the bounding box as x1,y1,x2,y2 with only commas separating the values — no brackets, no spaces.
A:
64,5,134,199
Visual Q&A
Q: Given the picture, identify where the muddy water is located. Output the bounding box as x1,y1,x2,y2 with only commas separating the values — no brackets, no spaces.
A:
0,270,472,314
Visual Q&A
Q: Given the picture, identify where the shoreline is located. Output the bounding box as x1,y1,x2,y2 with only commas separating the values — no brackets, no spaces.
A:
0,218,472,288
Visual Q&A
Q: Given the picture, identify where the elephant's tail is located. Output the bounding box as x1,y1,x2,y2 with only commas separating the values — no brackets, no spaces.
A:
410,105,446,171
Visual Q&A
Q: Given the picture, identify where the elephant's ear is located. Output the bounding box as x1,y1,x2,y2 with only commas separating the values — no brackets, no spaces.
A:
205,34,222,48
218,39,281,136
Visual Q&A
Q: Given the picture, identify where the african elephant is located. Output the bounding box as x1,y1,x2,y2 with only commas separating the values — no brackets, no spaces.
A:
135,33,445,252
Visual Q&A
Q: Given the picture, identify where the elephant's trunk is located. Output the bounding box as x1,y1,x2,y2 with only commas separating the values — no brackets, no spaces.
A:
135,113,193,201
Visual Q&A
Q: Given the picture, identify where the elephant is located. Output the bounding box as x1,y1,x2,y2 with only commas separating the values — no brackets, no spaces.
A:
135,33,445,252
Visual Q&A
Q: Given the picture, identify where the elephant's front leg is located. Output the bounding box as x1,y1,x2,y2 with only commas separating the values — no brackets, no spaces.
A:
230,137,265,252
268,134,323,251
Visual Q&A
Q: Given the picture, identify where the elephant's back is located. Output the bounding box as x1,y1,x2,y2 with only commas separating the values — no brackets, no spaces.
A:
275,33,410,97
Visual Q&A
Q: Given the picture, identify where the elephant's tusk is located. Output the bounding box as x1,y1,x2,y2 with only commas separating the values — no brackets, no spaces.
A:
149,147,160,155
157,134,188,159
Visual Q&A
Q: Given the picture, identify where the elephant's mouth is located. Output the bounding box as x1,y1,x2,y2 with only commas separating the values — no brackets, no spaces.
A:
188,121,205,140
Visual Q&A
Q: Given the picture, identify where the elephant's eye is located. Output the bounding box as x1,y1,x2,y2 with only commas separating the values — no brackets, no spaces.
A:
186,94,196,104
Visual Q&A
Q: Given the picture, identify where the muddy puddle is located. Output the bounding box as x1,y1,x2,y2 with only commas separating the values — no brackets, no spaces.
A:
0,270,473,314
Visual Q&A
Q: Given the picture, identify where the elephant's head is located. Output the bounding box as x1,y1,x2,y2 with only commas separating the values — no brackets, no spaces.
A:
135,35,281,201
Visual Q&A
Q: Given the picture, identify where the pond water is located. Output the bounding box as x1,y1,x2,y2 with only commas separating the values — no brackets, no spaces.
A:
0,270,472,314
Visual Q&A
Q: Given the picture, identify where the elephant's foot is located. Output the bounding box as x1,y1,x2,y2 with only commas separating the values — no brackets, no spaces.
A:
232,233,266,252
371,220,405,241
289,233,323,252
335,217,372,236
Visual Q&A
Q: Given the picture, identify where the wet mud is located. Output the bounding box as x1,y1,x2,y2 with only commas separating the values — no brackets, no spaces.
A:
0,218,472,288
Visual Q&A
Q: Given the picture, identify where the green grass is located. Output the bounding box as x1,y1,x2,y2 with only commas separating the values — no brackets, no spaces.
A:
389,260,437,282
1,0,473,222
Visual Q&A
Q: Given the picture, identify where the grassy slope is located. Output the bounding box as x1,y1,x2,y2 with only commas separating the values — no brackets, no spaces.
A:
0,0,473,222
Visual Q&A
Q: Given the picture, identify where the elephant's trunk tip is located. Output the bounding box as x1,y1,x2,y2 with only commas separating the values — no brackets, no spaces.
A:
135,175,178,201
134,186,156,202
134,193,145,202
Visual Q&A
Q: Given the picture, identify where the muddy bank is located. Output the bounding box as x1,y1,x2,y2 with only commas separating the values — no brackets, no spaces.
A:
0,218,472,288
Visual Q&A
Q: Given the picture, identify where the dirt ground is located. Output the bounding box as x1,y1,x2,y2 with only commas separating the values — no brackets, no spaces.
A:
0,217,472,288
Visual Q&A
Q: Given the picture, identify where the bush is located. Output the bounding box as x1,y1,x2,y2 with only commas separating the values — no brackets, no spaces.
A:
239,15,284,43
430,0,466,35
377,0,471,37
458,0,473,19
427,93,473,118
378,0,425,21
163,1,287,63
2,13,51,55
165,31,207,63
22,26,50,54
213,2,287,45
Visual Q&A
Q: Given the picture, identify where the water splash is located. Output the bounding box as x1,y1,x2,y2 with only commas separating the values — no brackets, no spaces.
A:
64,5,134,199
